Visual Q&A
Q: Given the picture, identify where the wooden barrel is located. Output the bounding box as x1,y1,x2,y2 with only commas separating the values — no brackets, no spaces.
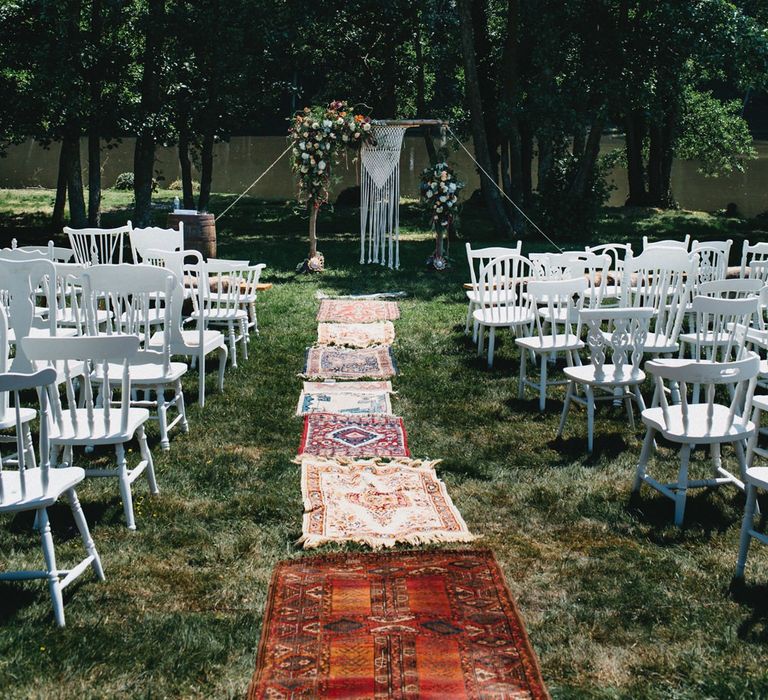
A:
167,212,217,259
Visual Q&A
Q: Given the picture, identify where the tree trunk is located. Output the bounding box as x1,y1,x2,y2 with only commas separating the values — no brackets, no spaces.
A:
197,131,214,211
471,0,499,180
520,119,534,207
457,0,512,235
87,130,101,226
413,11,438,164
568,115,605,197
308,202,319,257
647,122,663,206
87,0,103,226
537,134,554,190
52,142,68,229
63,131,87,228
624,110,647,206
178,127,195,209
659,109,677,208
573,126,585,159
133,0,165,227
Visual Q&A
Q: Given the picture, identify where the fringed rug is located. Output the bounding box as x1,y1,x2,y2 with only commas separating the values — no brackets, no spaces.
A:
317,321,396,348
302,380,393,393
298,457,475,548
316,299,400,323
247,549,550,700
297,390,393,416
299,413,409,458
303,346,397,380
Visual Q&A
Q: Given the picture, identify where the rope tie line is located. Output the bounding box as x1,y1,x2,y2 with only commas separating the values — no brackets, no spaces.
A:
215,144,293,222
446,125,563,253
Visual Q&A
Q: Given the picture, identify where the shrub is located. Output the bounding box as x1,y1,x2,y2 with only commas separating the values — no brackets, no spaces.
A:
114,172,134,190
168,179,200,193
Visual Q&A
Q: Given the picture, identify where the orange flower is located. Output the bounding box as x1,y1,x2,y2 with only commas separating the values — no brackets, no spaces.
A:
354,114,364,123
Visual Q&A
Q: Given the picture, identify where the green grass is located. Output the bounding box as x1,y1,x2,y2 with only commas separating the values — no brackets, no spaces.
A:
0,189,767,698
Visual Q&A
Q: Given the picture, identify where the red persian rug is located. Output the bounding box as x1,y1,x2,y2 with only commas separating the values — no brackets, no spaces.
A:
299,413,410,458
317,299,401,323
248,549,550,700
303,346,397,380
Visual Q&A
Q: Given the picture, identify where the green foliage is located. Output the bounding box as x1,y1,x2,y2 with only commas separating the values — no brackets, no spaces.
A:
677,88,758,176
113,172,134,190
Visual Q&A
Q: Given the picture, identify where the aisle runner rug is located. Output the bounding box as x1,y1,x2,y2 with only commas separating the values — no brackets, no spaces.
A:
317,321,396,348
297,390,392,416
303,380,393,393
299,414,409,458
299,457,475,548
316,299,400,323
303,346,397,380
247,549,550,700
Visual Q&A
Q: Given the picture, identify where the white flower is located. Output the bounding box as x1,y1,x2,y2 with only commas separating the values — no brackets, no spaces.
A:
311,122,319,129
292,148,299,156
363,122,371,131
449,182,456,192
354,132,360,138
316,133,323,141
436,206,443,212
300,165,309,173
302,132,308,138
301,153,309,160
317,160,326,171
325,142,331,150
322,119,332,128
439,196,447,202
447,201,453,207
336,117,344,124
299,141,306,150
426,190,433,198
342,134,349,142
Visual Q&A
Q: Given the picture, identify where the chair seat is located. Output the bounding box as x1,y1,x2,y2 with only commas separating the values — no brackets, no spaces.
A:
57,308,111,326
564,364,646,387
746,467,768,490
33,359,87,385
679,330,736,347
0,406,36,430
0,467,84,513
190,308,248,322
150,329,225,355
473,306,535,327
91,361,187,385
49,408,150,444
641,404,755,443
8,327,78,344
516,334,584,352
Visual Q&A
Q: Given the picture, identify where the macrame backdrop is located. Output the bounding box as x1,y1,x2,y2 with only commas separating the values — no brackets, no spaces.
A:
360,124,408,269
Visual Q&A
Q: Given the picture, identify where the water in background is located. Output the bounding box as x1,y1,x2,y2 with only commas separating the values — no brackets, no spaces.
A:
1,135,767,218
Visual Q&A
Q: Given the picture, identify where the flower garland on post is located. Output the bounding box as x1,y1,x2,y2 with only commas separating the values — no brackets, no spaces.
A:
420,161,464,270
288,101,374,272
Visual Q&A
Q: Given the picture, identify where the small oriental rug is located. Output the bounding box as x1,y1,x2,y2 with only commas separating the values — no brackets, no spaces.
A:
317,321,396,348
299,457,475,548
302,380,393,393
297,390,393,416
316,299,400,323
247,549,550,700
299,413,409,458
303,346,397,380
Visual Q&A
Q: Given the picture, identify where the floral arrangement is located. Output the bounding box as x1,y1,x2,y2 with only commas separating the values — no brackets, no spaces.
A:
289,101,374,206
420,161,464,230
420,162,464,269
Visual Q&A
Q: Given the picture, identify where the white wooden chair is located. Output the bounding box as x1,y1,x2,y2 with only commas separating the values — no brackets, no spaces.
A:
740,240,768,278
585,243,633,303
698,278,763,300
689,241,732,294
736,398,768,580
516,277,587,411
129,223,184,264
65,223,129,265
82,264,189,451
464,242,522,337
532,251,609,310
0,361,103,627
190,259,264,369
748,260,768,286
634,352,760,526
620,247,694,359
678,296,757,362
473,253,536,368
142,249,228,406
13,240,75,263
22,335,159,530
557,307,654,452
642,235,691,251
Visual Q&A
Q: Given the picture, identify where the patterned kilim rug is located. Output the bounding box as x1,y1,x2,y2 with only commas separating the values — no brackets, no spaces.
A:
247,549,550,700
316,299,400,323
303,346,397,380
297,390,392,416
302,380,393,393
317,321,396,348
299,457,475,548
299,414,409,458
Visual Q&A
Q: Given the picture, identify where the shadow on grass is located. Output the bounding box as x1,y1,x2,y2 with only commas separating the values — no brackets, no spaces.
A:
730,577,768,645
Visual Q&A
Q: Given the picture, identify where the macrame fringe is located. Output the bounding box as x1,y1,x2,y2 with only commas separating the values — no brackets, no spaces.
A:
294,455,442,469
315,290,408,300
297,528,478,550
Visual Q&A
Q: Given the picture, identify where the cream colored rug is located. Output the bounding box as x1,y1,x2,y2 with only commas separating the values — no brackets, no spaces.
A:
317,322,396,348
297,389,393,416
299,457,476,549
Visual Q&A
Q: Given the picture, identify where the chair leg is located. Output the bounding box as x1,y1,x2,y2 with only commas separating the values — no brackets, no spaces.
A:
735,483,757,579
625,394,635,430
465,302,473,334
115,443,136,531
138,425,159,495
38,508,65,627
249,301,258,335
557,381,574,437
156,384,170,451
674,443,692,527
477,325,485,356
228,321,238,368
634,385,646,413
240,318,249,360
217,346,228,392
518,347,527,399
176,379,189,434
487,327,496,368
198,357,206,408
586,387,595,453
538,354,547,412
473,318,479,344
67,488,104,581
22,422,37,469
710,443,722,478
633,428,656,492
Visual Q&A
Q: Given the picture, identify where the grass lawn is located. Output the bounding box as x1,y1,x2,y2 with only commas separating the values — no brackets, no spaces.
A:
0,188,767,698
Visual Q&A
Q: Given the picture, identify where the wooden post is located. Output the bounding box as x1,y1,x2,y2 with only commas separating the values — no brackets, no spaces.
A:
308,202,319,258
